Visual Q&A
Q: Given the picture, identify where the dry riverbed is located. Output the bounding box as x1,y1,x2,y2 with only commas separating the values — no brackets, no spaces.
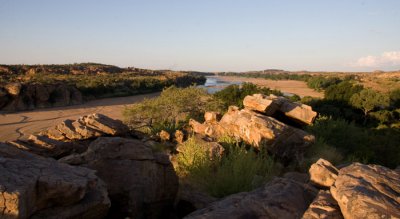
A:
0,92,159,141
216,76,324,98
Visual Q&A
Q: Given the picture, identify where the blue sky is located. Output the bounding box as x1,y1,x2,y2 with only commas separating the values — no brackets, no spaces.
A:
1,0,399,72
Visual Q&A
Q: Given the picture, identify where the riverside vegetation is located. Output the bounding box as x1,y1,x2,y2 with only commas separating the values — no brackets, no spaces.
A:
1,69,399,218
0,63,206,111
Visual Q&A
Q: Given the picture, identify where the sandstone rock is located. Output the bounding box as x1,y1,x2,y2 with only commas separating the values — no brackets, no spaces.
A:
56,120,84,140
204,112,220,124
331,163,400,219
0,143,110,219
5,82,22,96
70,86,83,105
284,172,310,184
51,84,71,107
60,137,179,218
26,134,87,158
278,99,318,125
176,182,218,218
71,119,104,139
174,130,185,144
243,94,317,125
185,177,318,219
189,119,207,134
190,108,315,162
82,113,128,136
159,130,171,141
243,94,279,115
0,88,9,108
302,190,343,219
309,158,338,188
34,84,51,108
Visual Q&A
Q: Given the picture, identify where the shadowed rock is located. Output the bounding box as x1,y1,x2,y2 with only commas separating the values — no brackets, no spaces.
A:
60,137,179,219
0,143,110,219
185,177,318,219
302,190,343,219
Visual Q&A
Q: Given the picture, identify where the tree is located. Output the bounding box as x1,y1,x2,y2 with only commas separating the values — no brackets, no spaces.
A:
350,89,390,123
389,88,400,108
325,81,363,103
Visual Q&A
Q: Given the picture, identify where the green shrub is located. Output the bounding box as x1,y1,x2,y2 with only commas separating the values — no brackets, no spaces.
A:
306,76,341,91
307,116,374,162
123,86,224,134
325,81,363,103
175,137,281,198
389,88,400,108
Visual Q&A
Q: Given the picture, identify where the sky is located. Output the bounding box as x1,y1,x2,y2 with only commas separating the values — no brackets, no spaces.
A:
0,0,399,72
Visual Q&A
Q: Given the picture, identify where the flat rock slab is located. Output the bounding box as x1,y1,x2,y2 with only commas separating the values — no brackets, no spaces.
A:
331,163,400,219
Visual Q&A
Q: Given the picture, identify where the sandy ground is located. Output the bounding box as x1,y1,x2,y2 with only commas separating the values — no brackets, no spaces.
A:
0,92,160,142
216,76,324,98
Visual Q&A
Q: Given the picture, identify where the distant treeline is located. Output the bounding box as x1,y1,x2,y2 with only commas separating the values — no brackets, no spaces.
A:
0,63,207,111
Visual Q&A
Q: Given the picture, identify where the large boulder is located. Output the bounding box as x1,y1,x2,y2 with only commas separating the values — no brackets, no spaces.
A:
302,190,343,219
330,163,400,219
243,94,317,125
190,107,315,162
309,158,339,188
60,137,179,219
185,177,318,219
0,143,110,219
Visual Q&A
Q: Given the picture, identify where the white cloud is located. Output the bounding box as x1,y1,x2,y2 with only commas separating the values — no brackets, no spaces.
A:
354,51,400,68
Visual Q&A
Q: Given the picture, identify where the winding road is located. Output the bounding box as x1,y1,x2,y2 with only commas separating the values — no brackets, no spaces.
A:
0,92,159,141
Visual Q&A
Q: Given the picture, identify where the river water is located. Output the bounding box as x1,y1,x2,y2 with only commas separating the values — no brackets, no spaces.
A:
200,76,242,94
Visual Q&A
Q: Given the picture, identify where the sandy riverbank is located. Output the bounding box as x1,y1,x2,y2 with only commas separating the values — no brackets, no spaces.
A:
0,92,160,141
216,76,324,98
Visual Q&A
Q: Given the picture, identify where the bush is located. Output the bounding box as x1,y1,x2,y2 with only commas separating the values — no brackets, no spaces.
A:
123,86,224,134
306,76,341,91
175,137,281,198
325,81,363,103
307,116,374,163
390,88,400,108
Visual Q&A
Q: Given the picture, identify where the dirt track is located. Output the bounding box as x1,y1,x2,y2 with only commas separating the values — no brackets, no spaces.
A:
0,92,159,141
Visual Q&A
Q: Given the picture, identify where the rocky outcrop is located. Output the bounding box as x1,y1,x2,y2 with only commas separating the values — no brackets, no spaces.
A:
10,114,129,159
243,94,317,125
0,83,83,111
309,158,339,188
185,177,318,219
243,94,279,115
302,190,343,219
60,137,179,219
190,106,314,162
330,163,400,219
0,143,110,219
